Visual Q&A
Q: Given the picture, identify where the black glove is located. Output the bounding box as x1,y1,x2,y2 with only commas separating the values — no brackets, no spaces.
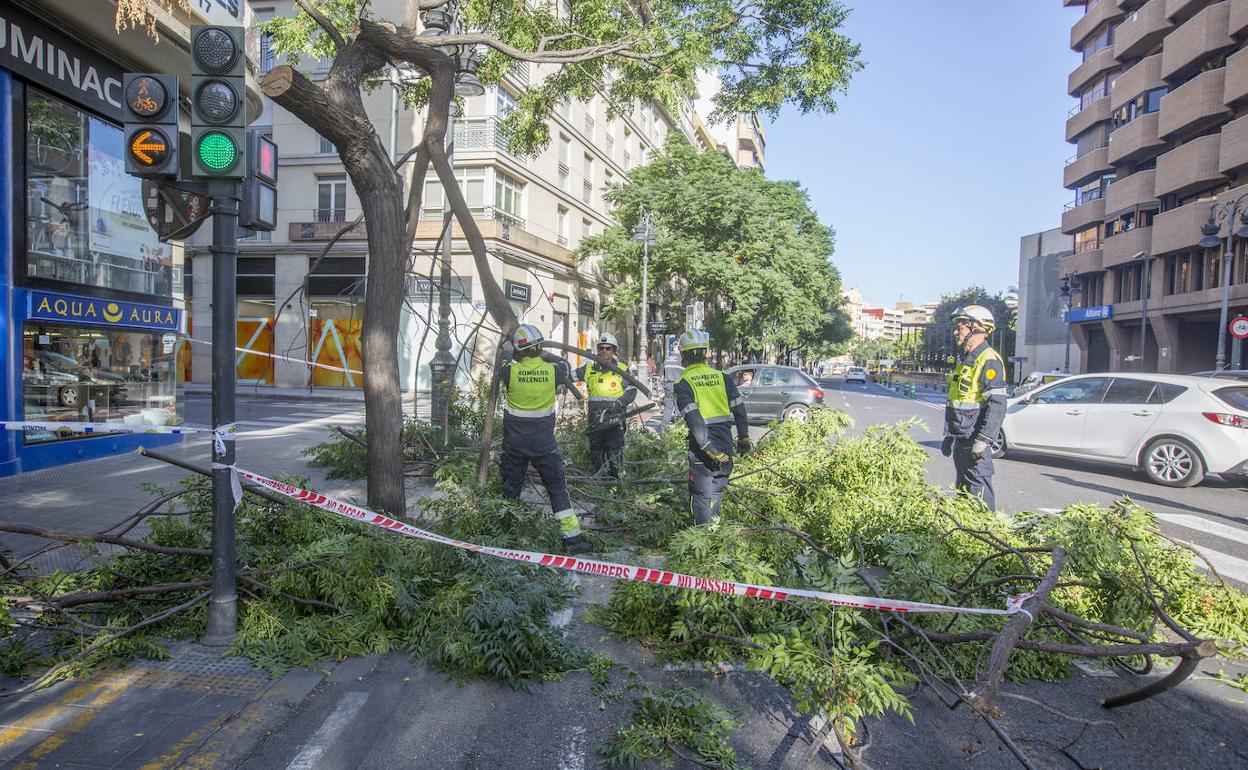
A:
941,436,955,457
736,436,753,454
700,443,729,470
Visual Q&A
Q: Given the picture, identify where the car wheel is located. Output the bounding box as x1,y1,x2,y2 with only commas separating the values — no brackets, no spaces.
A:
782,403,810,423
1142,438,1205,487
990,431,1007,460
58,386,79,408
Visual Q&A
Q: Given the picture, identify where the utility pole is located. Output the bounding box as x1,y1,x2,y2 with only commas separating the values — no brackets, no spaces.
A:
633,212,657,386
204,180,239,646
430,139,457,443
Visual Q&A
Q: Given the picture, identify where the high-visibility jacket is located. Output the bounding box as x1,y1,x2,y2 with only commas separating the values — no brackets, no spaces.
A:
677,363,733,425
944,341,1007,441
674,363,748,460
506,356,557,418
584,362,626,401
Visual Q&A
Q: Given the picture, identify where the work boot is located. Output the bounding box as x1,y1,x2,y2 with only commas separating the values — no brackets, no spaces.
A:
562,534,592,556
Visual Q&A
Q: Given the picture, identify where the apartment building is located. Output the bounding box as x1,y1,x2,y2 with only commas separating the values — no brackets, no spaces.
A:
187,0,710,392
694,71,767,171
1061,0,1248,373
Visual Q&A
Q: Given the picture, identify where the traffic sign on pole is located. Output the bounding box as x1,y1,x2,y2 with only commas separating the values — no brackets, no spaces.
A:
1230,316,1248,340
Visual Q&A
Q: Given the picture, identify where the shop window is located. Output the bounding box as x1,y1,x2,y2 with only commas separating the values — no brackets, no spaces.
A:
24,89,170,298
236,257,276,297
21,324,180,442
308,256,365,298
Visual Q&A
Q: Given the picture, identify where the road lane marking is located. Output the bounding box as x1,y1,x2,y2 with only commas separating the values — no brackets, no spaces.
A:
557,725,587,770
284,691,370,770
1039,508,1248,585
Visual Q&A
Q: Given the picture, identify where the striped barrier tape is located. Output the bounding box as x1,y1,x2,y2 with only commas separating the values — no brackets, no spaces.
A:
233,465,1014,616
184,337,365,375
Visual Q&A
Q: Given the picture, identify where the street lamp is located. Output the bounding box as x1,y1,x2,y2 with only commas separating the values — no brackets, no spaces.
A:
632,211,657,386
1060,272,1082,373
1132,250,1151,372
1196,195,1248,372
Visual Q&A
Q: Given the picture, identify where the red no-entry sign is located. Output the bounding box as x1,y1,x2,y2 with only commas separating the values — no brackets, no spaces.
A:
1230,316,1248,340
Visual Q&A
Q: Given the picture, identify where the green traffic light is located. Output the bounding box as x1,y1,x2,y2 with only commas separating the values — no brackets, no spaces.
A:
197,131,238,172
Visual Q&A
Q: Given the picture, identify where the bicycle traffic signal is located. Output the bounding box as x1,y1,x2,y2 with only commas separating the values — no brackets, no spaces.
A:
190,25,246,179
122,74,179,178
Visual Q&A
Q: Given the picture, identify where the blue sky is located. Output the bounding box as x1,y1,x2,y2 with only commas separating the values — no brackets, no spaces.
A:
764,2,1081,308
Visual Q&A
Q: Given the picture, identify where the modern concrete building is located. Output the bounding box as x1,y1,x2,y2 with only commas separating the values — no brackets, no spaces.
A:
1017,228,1076,376
1061,0,1248,373
187,0,717,395
894,301,938,326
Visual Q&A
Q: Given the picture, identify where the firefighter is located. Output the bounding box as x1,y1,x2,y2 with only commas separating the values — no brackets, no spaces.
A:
673,329,750,526
941,305,1007,511
575,332,636,478
497,324,591,555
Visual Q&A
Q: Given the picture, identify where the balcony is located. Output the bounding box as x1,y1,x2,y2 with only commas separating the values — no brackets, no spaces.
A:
582,180,592,204
1232,0,1248,34
1067,96,1112,141
1154,133,1225,197
1073,0,1126,48
1103,225,1154,266
1069,46,1119,96
1115,0,1174,60
1151,181,1248,253
484,206,525,235
1106,168,1158,214
1160,1,1234,81
290,216,368,242
1061,248,1105,276
1111,54,1163,111
1157,67,1231,138
1062,197,1108,234
1219,114,1248,174
1226,46,1248,104
1065,146,1114,187
454,117,511,154
1167,0,1213,21
1108,111,1167,163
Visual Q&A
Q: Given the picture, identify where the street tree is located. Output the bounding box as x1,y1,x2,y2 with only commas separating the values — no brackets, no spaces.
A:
933,285,1017,364
581,136,852,362
117,0,863,515
848,335,892,367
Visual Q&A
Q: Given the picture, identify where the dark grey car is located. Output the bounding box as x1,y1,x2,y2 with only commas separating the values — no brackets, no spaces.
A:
726,365,825,423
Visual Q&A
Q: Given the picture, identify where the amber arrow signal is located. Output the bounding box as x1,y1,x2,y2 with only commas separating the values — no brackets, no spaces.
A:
130,129,169,166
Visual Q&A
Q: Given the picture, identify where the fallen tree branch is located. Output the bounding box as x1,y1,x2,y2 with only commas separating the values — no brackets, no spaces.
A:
0,522,209,558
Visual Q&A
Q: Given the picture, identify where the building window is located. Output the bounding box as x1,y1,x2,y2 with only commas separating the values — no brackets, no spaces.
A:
604,170,614,193
622,127,632,168
1078,272,1104,307
316,175,347,221
496,87,518,118
236,257,276,297
1074,226,1101,253
23,88,170,298
1080,23,1116,62
261,33,276,74
1076,174,1114,206
1114,263,1144,303
423,167,487,216
1075,124,1109,157
605,133,614,159
316,133,336,154
582,218,592,241
495,170,523,217
582,154,594,204
557,206,569,246
1111,87,1168,130
558,134,571,191
307,256,365,298
21,323,180,440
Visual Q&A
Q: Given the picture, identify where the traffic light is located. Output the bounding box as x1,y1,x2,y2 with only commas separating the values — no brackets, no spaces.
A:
122,74,179,178
240,129,278,231
190,25,246,179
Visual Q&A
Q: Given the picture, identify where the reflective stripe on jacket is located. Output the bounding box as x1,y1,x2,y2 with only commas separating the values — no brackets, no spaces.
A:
585,362,626,401
945,343,1006,439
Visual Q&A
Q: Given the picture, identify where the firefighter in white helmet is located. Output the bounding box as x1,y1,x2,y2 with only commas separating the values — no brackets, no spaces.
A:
574,331,636,478
942,305,1007,511
497,324,591,555
673,329,750,526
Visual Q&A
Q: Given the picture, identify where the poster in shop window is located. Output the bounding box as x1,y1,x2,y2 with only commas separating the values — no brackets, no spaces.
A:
87,117,167,267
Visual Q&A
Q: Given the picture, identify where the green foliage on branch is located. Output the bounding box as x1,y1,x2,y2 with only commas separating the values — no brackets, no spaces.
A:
580,137,852,357
603,685,745,769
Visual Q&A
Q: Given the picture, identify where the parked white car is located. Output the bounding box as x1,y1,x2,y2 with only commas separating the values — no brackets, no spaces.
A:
844,366,867,384
997,373,1248,487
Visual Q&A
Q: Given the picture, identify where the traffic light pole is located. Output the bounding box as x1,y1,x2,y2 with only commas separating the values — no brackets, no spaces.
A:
204,180,240,646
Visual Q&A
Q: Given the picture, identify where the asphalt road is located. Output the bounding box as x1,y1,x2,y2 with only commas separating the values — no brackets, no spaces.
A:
814,376,1248,590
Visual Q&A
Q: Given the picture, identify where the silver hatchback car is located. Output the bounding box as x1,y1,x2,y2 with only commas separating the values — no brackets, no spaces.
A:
726,365,825,423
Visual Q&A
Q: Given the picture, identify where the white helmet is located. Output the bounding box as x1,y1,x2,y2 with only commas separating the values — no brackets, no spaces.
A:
596,332,619,350
678,329,711,352
512,323,544,351
951,305,996,334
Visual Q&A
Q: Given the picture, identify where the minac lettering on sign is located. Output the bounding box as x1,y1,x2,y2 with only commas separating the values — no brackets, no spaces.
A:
28,290,181,332
0,4,123,120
